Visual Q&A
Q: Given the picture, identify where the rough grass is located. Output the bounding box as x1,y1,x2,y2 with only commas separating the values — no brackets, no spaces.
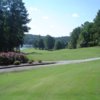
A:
0,60,100,100
22,47,100,61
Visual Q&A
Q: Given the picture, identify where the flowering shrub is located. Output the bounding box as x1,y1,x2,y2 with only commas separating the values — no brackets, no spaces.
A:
0,52,28,65
14,61,21,65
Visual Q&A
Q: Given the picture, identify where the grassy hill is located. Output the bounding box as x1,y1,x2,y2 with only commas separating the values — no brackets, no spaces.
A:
0,60,100,100
22,47,100,61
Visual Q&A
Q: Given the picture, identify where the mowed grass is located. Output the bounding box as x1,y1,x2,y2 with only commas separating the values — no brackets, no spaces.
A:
22,47,100,61
0,60,100,100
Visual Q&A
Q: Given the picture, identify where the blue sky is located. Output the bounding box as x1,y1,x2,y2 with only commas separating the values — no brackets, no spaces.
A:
23,0,100,37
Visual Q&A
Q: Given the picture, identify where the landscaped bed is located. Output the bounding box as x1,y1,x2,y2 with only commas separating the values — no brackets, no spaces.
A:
0,52,28,65
0,52,55,69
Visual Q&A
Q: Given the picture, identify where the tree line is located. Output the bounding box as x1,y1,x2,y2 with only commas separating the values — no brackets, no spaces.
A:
0,0,30,52
33,35,67,50
68,10,100,49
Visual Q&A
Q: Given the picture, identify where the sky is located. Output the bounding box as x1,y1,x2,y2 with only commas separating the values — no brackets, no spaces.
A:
23,0,100,37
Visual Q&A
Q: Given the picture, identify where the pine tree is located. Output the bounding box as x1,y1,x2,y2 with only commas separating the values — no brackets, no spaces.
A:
94,10,100,45
0,0,10,51
0,0,30,52
9,0,30,51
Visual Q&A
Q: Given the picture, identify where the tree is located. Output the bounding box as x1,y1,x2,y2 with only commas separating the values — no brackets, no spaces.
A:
9,0,30,51
33,36,45,49
68,27,81,49
77,31,88,47
33,40,38,49
0,0,9,51
38,38,44,50
54,41,64,50
0,1,4,51
68,20,97,49
94,10,100,45
0,0,30,52
44,35,55,50
77,22,93,48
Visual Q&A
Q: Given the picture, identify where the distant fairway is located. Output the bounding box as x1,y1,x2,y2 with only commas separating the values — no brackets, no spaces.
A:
22,47,100,61
0,60,100,100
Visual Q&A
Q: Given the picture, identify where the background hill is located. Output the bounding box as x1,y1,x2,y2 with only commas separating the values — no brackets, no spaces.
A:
23,34,70,45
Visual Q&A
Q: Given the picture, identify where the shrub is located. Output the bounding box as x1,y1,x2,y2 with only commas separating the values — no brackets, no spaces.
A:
14,61,21,65
0,52,28,65
15,53,28,63
38,60,42,63
28,60,34,64
88,41,96,47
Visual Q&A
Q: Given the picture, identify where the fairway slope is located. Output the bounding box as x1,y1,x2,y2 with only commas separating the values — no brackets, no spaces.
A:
22,47,100,61
0,60,100,100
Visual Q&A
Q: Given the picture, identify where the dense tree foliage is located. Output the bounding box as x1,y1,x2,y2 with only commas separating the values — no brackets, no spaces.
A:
29,34,69,50
32,35,45,49
24,34,69,45
54,41,65,50
94,10,100,46
44,35,55,50
33,40,39,49
68,10,100,49
0,0,30,52
68,27,81,49
24,34,44,45
38,36,44,50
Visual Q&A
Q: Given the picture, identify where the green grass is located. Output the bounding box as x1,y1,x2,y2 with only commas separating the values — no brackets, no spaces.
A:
22,47,100,61
0,60,100,100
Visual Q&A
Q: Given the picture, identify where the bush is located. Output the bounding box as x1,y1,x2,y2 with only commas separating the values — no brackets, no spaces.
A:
88,41,96,47
0,52,28,65
28,60,34,64
38,60,42,63
15,53,28,63
14,61,21,65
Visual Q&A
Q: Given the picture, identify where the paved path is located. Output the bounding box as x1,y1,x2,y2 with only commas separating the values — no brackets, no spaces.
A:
0,57,100,73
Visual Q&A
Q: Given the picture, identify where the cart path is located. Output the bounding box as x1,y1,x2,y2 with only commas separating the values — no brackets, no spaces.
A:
0,57,100,73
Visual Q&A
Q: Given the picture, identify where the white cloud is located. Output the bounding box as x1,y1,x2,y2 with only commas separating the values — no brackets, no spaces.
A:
42,16,49,20
72,13,80,18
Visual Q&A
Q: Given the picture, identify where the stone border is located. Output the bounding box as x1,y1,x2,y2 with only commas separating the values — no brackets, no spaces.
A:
0,62,56,69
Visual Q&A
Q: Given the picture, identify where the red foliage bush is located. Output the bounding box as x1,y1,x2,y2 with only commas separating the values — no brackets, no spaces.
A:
0,52,28,65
